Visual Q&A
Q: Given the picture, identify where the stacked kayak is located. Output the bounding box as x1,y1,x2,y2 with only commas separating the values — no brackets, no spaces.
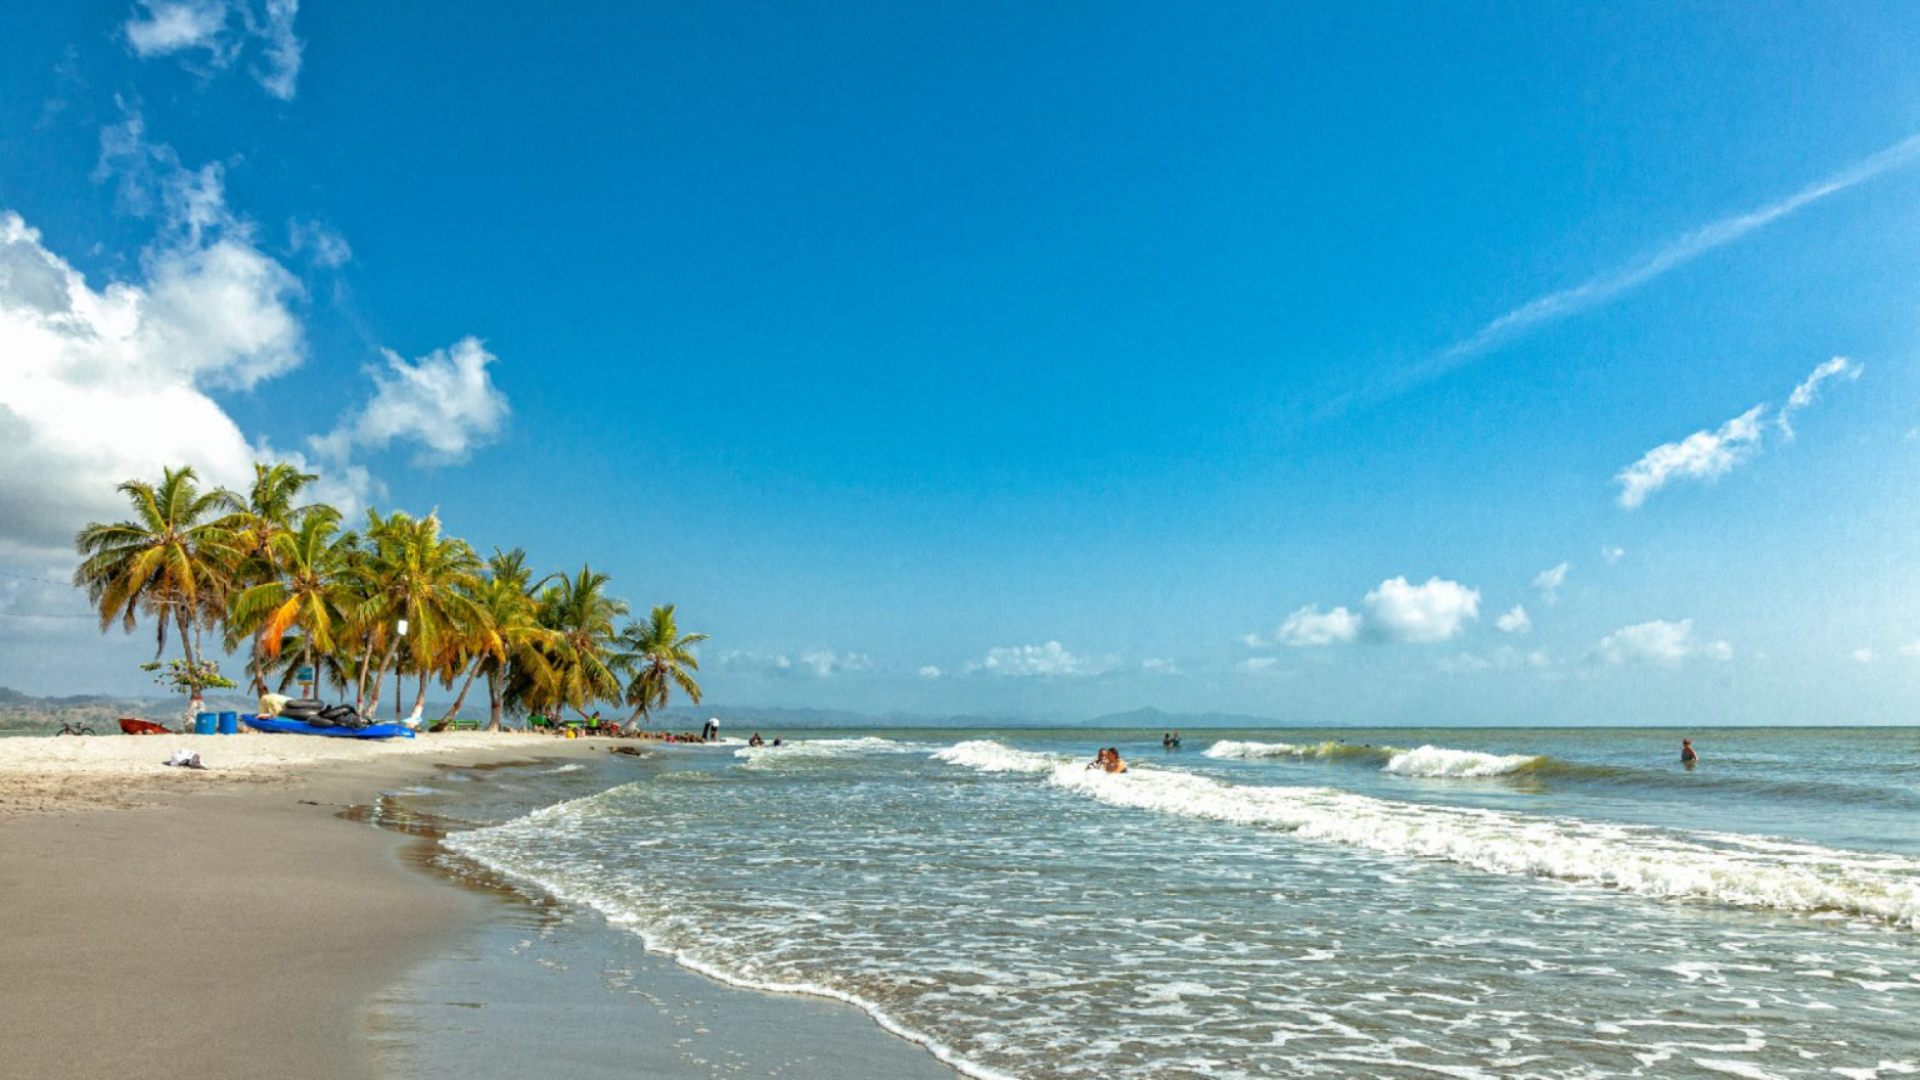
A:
247,714,416,739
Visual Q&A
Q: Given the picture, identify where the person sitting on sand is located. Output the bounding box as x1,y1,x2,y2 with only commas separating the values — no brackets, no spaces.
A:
1681,738,1698,768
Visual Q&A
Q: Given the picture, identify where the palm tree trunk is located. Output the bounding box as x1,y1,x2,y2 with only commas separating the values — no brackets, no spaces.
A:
410,671,427,721
354,638,378,709
443,659,482,721
485,670,504,732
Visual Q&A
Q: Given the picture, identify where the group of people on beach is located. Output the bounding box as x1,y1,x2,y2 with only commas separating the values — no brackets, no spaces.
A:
1087,747,1128,773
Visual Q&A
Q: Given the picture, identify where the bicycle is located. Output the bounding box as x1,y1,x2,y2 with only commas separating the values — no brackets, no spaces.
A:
55,720,97,736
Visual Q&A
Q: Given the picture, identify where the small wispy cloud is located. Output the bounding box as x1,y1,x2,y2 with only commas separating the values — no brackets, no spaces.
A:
1532,563,1570,604
1495,605,1532,634
1615,357,1861,509
1592,619,1733,666
1778,356,1862,439
968,641,1115,678
123,0,304,100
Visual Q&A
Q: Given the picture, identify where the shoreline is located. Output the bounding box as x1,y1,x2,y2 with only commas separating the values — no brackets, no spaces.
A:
0,732,612,1080
0,733,954,1080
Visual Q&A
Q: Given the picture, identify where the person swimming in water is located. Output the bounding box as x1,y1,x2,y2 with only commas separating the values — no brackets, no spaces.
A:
1105,747,1128,774
1088,748,1111,770
1680,738,1698,768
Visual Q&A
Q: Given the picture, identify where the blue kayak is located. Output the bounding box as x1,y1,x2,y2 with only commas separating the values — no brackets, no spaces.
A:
246,715,417,739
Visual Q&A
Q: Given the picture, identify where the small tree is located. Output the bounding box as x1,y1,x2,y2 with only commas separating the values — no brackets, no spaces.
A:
142,658,238,724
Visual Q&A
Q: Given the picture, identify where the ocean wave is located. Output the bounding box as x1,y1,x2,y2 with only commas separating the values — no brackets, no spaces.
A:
733,736,915,767
1384,745,1542,778
938,742,1920,929
931,740,1065,774
1203,739,1394,763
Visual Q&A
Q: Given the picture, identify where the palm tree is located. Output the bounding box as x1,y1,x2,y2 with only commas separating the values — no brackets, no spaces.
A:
221,462,332,693
616,604,707,727
516,564,627,722
435,549,558,730
346,510,486,720
73,466,243,673
227,513,349,692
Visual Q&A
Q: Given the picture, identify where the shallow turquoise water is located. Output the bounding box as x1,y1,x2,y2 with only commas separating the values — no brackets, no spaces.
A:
409,727,1920,1079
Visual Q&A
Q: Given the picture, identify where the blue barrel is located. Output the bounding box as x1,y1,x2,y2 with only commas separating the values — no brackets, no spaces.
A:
194,713,217,735
217,711,239,735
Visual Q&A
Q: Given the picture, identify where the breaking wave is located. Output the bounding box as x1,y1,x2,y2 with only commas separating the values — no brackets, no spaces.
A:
938,741,1920,929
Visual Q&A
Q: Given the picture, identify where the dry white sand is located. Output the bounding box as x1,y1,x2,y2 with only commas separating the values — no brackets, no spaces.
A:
0,729,568,813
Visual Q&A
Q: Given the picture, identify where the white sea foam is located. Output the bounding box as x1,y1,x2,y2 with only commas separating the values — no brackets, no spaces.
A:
1203,739,1305,759
733,735,912,765
931,740,1064,774
940,742,1920,929
445,818,1021,1080
1384,745,1541,778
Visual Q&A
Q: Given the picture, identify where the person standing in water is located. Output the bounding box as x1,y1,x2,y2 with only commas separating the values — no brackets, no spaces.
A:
1680,738,1698,768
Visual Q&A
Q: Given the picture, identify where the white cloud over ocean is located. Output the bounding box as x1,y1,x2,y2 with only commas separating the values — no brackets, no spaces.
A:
1615,357,1861,509
1593,619,1733,666
1363,576,1481,643
1252,576,1480,648
970,641,1115,678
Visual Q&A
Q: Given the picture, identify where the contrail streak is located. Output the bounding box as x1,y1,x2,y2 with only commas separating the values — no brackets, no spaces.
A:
1353,132,1920,406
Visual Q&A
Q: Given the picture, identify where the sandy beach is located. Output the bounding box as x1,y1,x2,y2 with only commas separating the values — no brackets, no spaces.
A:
0,732,954,1080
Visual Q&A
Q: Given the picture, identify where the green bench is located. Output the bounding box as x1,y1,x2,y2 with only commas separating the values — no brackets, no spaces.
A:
449,719,481,731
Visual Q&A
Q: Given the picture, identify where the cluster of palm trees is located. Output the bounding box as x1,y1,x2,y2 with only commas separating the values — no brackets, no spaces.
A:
72,462,707,731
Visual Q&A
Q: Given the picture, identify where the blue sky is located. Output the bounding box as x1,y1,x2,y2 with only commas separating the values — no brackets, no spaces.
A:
4,2,1920,724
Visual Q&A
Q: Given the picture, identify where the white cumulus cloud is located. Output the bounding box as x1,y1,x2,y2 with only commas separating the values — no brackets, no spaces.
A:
970,641,1114,678
1594,619,1733,666
312,337,511,466
1258,605,1362,647
918,665,942,680
1363,576,1480,643
1496,605,1532,634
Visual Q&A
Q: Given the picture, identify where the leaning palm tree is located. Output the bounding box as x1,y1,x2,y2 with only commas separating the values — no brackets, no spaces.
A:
516,564,628,722
73,465,243,672
615,604,707,728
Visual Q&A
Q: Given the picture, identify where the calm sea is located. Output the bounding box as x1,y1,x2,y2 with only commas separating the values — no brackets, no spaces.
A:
395,727,1919,1079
